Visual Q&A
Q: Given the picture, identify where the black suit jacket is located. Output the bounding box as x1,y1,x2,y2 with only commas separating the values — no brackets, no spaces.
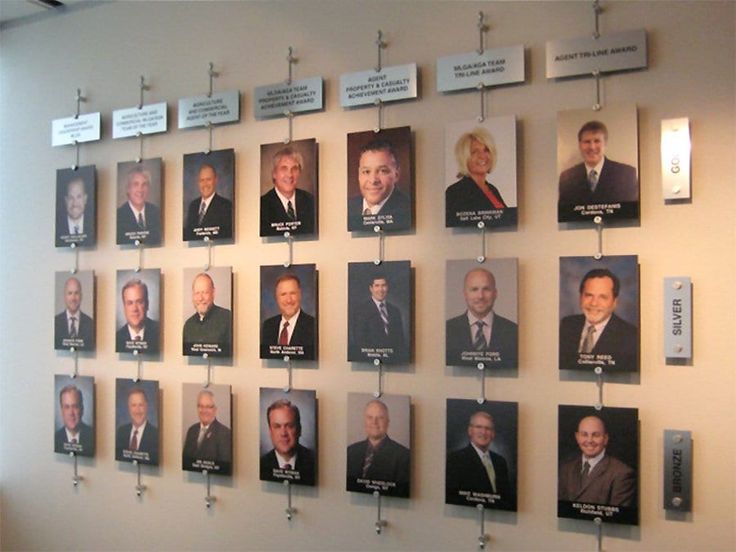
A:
558,454,636,507
346,436,410,497
260,443,316,486
182,418,232,474
260,188,315,236
116,201,161,245
260,311,316,360
56,204,95,247
446,444,515,510
559,313,638,371
115,422,159,465
115,318,160,355
54,310,94,351
184,193,233,241
348,187,411,231
445,176,516,228
54,421,94,456
446,311,518,368
350,298,409,363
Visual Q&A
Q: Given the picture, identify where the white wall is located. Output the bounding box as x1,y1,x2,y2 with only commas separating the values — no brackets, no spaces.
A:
1,1,734,550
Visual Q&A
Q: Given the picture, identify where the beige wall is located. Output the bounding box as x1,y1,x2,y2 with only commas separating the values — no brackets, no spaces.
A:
0,1,734,550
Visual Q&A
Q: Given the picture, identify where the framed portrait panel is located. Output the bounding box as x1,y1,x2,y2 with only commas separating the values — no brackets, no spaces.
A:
55,165,96,248
54,270,95,351
182,266,233,358
116,158,163,246
182,149,235,241
115,378,160,465
181,382,232,475
54,374,95,457
115,268,161,355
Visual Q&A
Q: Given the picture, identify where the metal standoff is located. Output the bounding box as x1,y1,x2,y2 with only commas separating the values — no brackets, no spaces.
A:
283,358,293,392
71,452,83,487
592,69,602,111
375,226,385,264
476,11,488,55
206,121,214,154
133,349,139,357
71,350,79,378
477,82,486,123
593,216,603,259
592,0,602,39
284,110,294,143
374,98,383,133
477,222,486,263
477,362,486,404
135,240,144,272
374,491,387,534
204,470,216,508
374,360,384,398
74,140,80,170
286,46,297,85
594,516,603,551
204,237,213,271
477,503,489,549
138,75,148,110
284,232,293,267
284,480,297,520
594,366,604,409
135,357,142,382
207,62,219,98
205,358,212,387
135,462,147,497
137,130,144,163
374,30,386,72
74,88,86,119
70,245,80,273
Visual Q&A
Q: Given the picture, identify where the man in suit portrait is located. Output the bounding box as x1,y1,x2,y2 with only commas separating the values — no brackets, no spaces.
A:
558,120,638,208
446,267,517,368
115,386,159,464
260,146,315,236
183,272,232,357
261,273,316,360
117,164,161,246
559,268,638,371
183,163,233,241
351,274,408,363
348,138,410,230
346,399,410,497
56,174,94,246
260,399,315,485
182,389,232,471
558,414,635,507
54,384,93,455
54,276,94,350
446,411,514,510
115,279,160,354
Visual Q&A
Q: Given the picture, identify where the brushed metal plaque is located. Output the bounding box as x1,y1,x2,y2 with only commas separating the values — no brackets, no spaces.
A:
51,112,101,146
664,277,692,359
437,45,525,92
661,118,691,200
340,63,417,107
254,76,323,119
663,430,692,511
112,102,167,139
177,90,240,129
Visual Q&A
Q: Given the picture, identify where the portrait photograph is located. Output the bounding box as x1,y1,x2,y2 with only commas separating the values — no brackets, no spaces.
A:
55,164,96,248
259,387,317,486
445,116,517,228
346,392,411,498
116,158,163,246
182,148,235,242
347,260,412,364
115,378,160,465
557,103,639,222
446,258,518,368
181,382,232,475
54,374,95,457
347,126,413,232
115,268,161,355
182,266,233,357
260,264,317,361
446,398,518,511
558,404,639,525
260,138,318,237
54,270,95,351
559,255,639,373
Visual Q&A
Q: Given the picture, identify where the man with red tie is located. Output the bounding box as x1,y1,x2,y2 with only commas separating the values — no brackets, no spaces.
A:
115,387,159,465
260,273,316,360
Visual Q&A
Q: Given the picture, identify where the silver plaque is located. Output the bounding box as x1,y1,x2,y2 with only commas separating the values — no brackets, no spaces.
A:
340,63,417,108
112,102,167,139
661,118,691,200
436,46,525,92
177,90,240,129
51,112,101,146
663,430,692,511
663,277,692,359
546,29,647,79
253,76,323,119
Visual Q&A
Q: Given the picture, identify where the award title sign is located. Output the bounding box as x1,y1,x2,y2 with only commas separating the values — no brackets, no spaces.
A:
52,112,101,146
340,64,417,107
436,45,525,92
254,77,323,119
178,90,240,129
112,102,167,139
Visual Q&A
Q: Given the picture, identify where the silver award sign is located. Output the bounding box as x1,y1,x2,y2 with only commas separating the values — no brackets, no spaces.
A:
546,29,647,79
661,118,691,200
253,77,323,119
340,63,417,108
51,112,101,146
663,430,692,511
663,277,692,359
112,102,167,139
178,90,240,129
436,45,525,92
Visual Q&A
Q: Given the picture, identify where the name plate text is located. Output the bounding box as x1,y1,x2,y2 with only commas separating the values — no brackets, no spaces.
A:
663,277,692,359
112,102,167,139
340,63,417,107
52,112,101,146
254,77,323,119
178,90,240,129
437,46,525,92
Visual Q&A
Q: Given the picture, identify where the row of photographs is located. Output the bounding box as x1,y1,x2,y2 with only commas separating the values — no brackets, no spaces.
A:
55,256,640,372
54,376,639,526
55,104,640,248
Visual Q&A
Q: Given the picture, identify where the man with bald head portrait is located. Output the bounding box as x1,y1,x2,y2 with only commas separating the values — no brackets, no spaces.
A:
183,271,232,356
54,275,94,350
183,158,233,241
446,267,518,367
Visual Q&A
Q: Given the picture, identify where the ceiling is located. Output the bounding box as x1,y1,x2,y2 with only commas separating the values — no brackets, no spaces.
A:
0,0,94,29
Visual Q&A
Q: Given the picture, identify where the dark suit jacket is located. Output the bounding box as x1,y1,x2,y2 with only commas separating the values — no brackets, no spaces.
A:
260,443,316,486
115,318,160,354
184,193,233,241
346,436,410,497
116,202,161,245
445,176,516,228
348,187,411,231
559,313,638,371
54,421,94,456
56,204,95,247
115,422,159,464
558,454,636,507
182,418,232,474
446,444,515,510
260,188,315,236
182,304,232,357
558,158,638,206
350,298,409,363
446,311,518,368
54,310,94,351
260,311,316,360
